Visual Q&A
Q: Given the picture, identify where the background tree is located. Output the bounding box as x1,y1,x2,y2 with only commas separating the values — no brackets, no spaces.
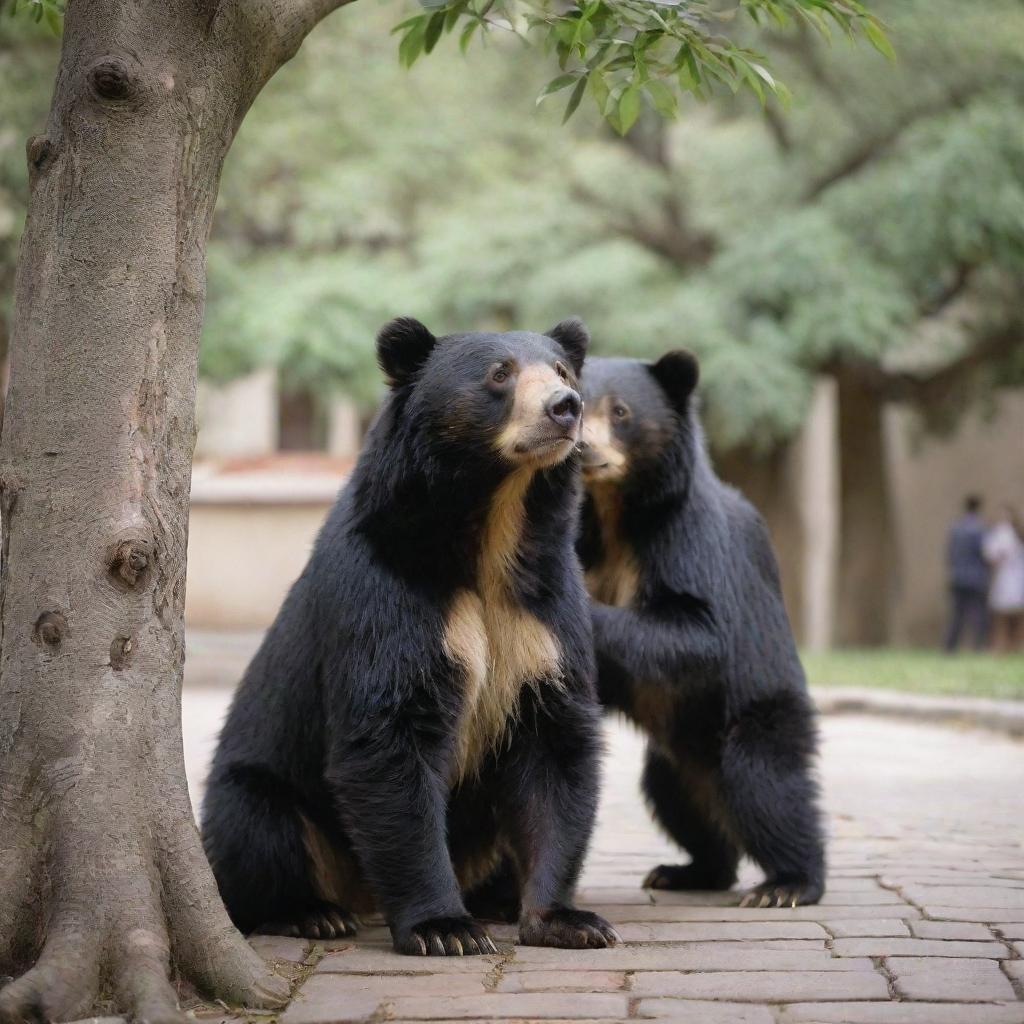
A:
198,0,1024,644
0,0,884,1020
0,19,55,424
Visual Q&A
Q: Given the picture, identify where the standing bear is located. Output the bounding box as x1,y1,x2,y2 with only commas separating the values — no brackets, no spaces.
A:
577,352,826,907
202,317,619,954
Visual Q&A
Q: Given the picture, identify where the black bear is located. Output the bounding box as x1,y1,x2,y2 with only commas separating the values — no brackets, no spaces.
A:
201,317,620,955
576,352,826,908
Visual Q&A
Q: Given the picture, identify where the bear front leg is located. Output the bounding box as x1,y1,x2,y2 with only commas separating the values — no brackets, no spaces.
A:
592,600,722,684
328,728,497,956
503,690,620,950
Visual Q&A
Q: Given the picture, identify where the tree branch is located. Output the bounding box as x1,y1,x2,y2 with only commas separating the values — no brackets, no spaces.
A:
881,318,1023,407
804,83,984,200
767,21,847,105
920,262,974,319
762,104,793,154
231,0,354,71
569,179,716,269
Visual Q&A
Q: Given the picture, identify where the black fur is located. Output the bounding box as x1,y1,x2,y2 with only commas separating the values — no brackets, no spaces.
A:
201,320,617,954
577,353,826,908
548,317,589,377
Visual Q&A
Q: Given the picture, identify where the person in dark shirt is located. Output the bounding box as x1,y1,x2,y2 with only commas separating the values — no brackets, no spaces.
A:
944,494,990,652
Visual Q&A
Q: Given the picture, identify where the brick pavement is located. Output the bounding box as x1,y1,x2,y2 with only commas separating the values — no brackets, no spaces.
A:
179,679,1024,1024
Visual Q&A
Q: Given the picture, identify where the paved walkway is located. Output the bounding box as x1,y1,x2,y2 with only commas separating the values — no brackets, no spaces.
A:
183,670,1024,1023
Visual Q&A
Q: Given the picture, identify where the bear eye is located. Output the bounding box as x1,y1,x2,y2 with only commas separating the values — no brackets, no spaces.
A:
487,362,513,388
612,402,631,421
555,361,570,383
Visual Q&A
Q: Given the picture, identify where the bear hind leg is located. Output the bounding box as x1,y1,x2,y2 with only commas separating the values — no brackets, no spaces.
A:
202,765,360,938
720,694,826,908
641,745,740,892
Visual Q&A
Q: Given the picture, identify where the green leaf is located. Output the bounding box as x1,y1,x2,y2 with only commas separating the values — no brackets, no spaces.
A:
562,76,587,122
864,19,896,60
747,61,775,90
556,39,571,71
444,5,462,33
423,10,445,53
680,45,701,87
738,60,766,105
459,18,478,53
536,72,580,105
587,67,611,115
618,84,641,135
391,13,426,34
398,18,427,67
644,77,677,117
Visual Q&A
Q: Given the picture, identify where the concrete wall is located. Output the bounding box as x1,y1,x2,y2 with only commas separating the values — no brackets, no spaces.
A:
887,391,1024,646
725,382,1024,650
182,382,1024,646
195,368,278,459
328,396,362,459
184,471,340,630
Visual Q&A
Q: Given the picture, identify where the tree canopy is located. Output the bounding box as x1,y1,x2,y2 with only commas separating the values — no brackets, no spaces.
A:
202,0,1023,446
3,0,1020,450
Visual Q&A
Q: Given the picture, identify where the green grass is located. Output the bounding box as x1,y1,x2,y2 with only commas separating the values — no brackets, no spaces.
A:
800,649,1024,701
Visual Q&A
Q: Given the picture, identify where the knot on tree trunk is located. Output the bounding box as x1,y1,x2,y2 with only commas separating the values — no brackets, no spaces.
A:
107,536,154,590
109,635,135,671
88,58,138,104
33,611,68,648
25,136,54,183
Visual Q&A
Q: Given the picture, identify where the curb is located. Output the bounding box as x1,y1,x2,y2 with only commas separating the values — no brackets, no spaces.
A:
811,685,1024,739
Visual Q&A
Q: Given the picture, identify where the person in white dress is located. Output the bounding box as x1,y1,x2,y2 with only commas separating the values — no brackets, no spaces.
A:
983,504,1024,653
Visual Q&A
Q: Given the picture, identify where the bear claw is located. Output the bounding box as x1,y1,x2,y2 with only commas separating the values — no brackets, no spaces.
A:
739,881,821,908
519,907,620,949
396,916,497,956
254,902,359,940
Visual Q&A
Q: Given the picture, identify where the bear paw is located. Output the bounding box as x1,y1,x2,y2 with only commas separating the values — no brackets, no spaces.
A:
395,915,498,956
519,907,620,949
254,901,359,940
642,863,736,892
740,879,823,908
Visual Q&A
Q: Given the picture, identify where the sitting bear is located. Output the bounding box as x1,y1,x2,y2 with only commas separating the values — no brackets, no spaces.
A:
576,352,826,908
201,317,619,955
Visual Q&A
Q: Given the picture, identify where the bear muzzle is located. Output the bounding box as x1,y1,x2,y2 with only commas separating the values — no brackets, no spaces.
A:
497,366,583,465
544,386,582,432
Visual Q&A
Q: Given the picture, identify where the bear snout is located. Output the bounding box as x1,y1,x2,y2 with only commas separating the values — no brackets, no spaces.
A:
545,387,582,433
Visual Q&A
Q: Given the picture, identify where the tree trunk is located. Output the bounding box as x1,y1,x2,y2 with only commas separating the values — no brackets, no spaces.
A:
0,1,346,1018
834,368,898,647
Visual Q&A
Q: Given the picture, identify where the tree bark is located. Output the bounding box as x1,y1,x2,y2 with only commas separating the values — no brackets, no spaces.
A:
834,368,898,647
0,0,347,1018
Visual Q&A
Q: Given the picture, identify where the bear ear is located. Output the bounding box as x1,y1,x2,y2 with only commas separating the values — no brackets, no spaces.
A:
648,349,699,410
377,317,437,387
547,317,589,376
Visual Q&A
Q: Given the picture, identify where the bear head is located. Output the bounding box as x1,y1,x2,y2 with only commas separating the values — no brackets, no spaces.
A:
376,316,589,472
578,351,699,487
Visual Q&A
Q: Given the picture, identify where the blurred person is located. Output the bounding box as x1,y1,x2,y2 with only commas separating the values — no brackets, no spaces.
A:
944,494,990,652
984,504,1024,653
